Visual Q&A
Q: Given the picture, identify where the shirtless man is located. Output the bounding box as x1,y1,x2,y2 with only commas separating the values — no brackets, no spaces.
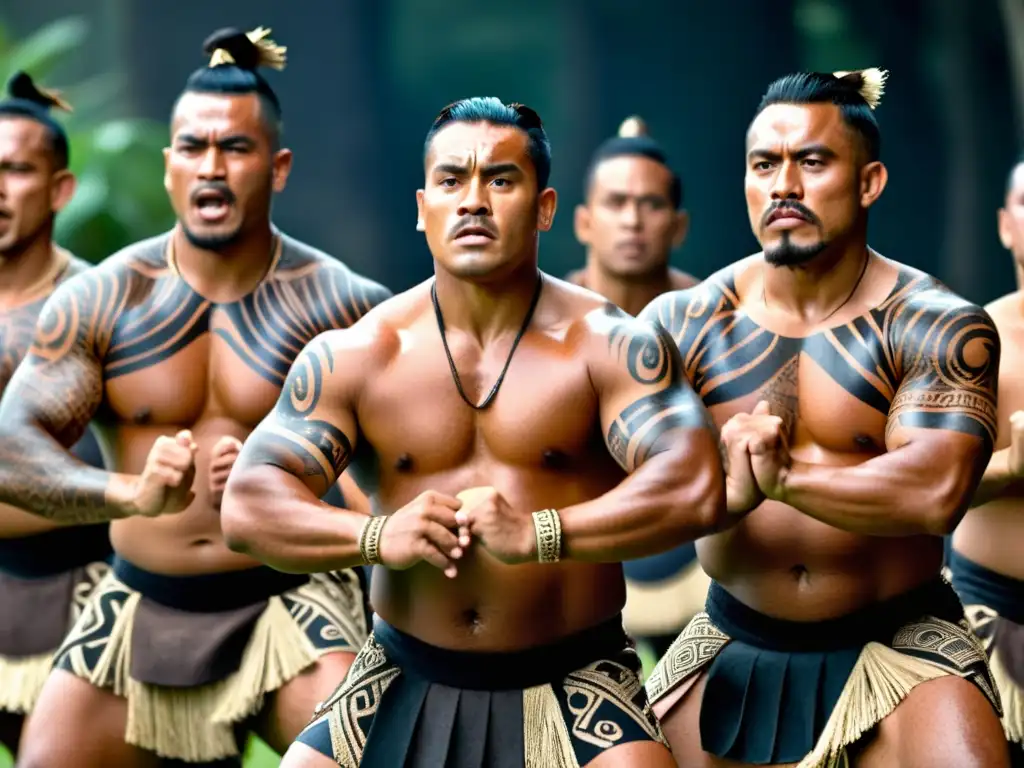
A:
949,154,1024,763
566,115,697,315
221,96,727,767
642,69,1008,767
568,115,707,661
0,70,110,757
0,27,389,767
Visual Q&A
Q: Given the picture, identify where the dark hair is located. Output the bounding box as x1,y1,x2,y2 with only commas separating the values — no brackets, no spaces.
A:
177,27,286,147
583,117,683,208
0,71,71,169
754,68,887,161
423,97,552,189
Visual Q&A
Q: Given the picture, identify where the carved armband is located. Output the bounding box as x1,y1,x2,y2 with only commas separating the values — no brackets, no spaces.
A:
532,508,563,563
359,515,388,566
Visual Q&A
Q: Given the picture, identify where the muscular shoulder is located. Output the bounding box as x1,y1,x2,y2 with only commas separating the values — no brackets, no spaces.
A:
639,260,746,346
882,267,999,379
269,233,392,328
313,281,428,375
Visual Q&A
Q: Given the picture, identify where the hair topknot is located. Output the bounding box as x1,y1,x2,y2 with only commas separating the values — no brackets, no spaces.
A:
832,67,887,110
617,116,648,138
203,26,286,71
6,71,72,113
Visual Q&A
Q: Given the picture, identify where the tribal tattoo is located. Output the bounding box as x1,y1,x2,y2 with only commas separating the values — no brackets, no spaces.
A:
602,308,711,472
646,267,999,448
236,339,353,497
0,234,388,522
0,268,122,522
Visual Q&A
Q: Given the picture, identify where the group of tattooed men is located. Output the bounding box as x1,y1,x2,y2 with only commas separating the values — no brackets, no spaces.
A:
0,22,1022,768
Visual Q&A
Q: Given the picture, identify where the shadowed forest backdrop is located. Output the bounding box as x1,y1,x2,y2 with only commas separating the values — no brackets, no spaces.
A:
3,0,1022,305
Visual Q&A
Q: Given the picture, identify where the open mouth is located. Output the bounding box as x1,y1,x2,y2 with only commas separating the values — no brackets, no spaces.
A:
192,189,232,224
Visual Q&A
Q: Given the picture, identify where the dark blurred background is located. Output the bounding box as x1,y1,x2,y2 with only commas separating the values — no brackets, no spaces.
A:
3,0,1021,306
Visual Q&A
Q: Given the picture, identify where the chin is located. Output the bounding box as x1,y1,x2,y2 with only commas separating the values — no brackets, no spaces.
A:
182,223,243,252
763,235,827,267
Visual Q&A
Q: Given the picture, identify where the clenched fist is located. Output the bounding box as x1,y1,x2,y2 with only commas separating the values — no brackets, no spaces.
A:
455,486,535,565
210,436,243,510
132,430,198,517
720,401,790,502
377,490,467,578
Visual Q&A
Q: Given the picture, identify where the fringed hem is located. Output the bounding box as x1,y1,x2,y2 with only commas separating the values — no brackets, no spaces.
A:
90,591,321,762
523,684,579,768
0,651,55,714
989,646,1024,745
796,642,952,768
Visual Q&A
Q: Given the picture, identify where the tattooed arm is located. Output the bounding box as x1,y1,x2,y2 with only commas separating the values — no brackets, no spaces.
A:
221,329,371,573
0,268,138,522
555,306,726,563
780,298,999,536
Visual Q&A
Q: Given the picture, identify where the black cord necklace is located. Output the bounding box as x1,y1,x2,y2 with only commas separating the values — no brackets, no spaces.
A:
431,273,544,410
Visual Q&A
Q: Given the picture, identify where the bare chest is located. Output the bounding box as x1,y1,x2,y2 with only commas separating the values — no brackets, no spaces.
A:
0,300,44,394
101,279,323,428
693,314,898,453
357,342,605,478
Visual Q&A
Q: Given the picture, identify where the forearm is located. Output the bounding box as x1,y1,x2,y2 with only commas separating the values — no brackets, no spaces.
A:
222,467,370,573
0,423,136,523
968,449,1024,507
558,445,726,563
781,452,972,537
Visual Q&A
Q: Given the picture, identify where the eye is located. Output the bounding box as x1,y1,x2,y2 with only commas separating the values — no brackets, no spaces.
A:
491,178,510,188
439,177,458,188
801,158,823,167
753,161,773,171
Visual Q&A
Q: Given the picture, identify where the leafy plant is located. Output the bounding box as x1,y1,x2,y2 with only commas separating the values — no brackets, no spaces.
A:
0,15,174,263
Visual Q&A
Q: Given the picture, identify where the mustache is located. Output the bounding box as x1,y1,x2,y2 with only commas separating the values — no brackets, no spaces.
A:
761,201,820,228
190,181,236,206
447,216,498,240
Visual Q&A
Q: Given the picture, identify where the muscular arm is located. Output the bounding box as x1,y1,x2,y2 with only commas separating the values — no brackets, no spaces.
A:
781,301,999,536
0,270,138,522
221,332,370,573
556,307,727,562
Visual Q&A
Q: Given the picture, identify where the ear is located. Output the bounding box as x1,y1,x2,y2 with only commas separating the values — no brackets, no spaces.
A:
671,209,690,248
271,148,293,193
573,203,591,246
416,189,425,232
999,207,1014,250
163,146,171,195
858,160,888,209
537,187,558,232
49,169,76,214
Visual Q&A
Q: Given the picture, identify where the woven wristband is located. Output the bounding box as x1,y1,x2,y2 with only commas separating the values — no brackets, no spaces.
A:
359,515,388,566
532,508,562,563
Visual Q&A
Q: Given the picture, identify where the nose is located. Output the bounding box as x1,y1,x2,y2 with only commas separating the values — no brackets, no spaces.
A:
619,200,641,229
456,177,491,218
197,146,226,181
770,160,803,201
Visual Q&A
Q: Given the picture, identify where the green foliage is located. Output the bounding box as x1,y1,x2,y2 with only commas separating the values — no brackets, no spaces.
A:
0,15,174,264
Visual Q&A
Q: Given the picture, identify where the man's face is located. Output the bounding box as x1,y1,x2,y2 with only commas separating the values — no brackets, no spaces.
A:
164,91,292,251
999,163,1024,271
417,120,557,282
574,155,687,278
745,102,886,267
0,116,74,256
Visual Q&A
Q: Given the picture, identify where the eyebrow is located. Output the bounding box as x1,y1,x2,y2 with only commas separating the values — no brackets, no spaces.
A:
747,143,838,162
432,162,523,177
175,134,256,149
